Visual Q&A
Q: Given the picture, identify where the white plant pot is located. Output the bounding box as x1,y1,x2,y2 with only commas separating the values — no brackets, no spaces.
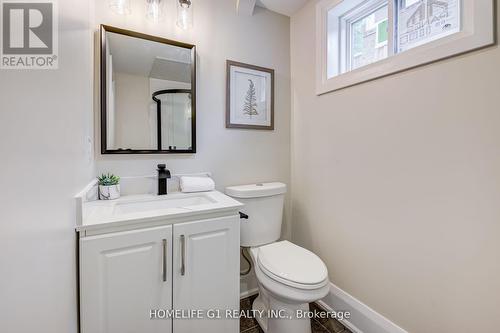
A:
99,184,120,200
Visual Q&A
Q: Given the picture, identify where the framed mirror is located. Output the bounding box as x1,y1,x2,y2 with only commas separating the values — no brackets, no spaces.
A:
100,25,196,154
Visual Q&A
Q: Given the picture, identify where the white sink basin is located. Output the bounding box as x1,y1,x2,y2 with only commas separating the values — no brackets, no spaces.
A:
79,191,244,232
113,195,216,215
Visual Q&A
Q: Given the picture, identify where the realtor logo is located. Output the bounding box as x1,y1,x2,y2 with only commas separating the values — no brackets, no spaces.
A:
1,0,58,69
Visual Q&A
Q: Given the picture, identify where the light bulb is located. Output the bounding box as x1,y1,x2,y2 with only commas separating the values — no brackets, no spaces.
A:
177,0,193,30
146,0,165,23
109,0,131,15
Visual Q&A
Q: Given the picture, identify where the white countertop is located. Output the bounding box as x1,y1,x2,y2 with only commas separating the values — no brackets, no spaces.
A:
77,190,244,233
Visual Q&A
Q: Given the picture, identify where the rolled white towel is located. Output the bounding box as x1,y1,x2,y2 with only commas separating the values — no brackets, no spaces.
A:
180,176,216,193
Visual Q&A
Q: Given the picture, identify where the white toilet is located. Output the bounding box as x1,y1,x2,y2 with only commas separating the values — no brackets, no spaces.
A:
225,183,330,333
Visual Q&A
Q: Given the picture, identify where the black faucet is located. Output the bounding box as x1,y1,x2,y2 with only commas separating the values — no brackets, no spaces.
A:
157,164,171,195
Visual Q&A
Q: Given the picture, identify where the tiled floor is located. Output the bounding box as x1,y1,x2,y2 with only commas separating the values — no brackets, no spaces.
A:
240,294,352,333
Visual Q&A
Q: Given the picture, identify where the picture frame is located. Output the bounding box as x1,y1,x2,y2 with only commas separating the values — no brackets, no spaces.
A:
226,60,275,130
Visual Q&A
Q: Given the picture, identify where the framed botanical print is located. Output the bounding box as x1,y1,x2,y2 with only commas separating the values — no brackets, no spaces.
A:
226,60,274,130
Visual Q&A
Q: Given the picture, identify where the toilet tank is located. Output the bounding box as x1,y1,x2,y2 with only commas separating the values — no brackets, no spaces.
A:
225,183,287,247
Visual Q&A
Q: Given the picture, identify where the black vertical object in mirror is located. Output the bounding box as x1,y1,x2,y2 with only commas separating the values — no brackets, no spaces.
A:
152,89,193,151
100,25,196,154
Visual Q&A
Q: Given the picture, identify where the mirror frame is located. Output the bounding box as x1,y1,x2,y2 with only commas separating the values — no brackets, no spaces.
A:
100,25,197,154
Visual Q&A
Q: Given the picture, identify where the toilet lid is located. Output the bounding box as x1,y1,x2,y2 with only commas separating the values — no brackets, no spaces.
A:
257,241,328,286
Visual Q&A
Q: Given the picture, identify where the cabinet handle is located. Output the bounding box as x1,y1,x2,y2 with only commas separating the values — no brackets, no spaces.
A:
180,235,186,276
162,239,167,282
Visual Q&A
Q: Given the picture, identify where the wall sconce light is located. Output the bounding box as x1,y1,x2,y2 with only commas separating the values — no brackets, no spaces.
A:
109,0,132,15
177,0,193,30
146,0,166,22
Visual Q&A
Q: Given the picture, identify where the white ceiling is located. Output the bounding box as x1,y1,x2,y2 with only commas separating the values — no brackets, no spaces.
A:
107,31,192,78
256,0,309,16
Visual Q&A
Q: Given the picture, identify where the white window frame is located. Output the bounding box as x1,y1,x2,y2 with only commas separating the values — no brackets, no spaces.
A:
344,0,393,75
340,0,392,72
316,0,495,95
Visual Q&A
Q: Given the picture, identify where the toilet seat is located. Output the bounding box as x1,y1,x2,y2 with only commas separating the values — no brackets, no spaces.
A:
256,241,328,290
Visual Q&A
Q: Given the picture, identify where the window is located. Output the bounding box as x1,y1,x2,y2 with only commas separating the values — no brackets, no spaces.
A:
344,2,389,71
317,0,494,94
397,0,461,53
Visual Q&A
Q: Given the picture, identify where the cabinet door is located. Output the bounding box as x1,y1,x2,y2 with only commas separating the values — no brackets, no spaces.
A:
80,225,172,333
173,215,240,333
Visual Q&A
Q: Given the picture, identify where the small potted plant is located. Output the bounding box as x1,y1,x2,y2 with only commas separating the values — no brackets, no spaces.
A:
98,173,121,200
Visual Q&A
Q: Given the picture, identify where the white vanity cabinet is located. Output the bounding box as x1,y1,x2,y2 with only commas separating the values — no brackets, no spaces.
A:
80,225,173,333
79,215,240,333
173,216,240,333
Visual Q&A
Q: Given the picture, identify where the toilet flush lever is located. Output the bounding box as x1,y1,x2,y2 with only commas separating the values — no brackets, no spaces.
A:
239,212,249,219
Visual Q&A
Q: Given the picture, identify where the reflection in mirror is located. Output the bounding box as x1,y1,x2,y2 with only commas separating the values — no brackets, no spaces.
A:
152,90,192,150
101,25,196,154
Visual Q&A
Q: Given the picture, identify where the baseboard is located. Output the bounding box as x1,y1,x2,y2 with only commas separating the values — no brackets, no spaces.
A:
240,287,259,299
318,283,409,333
240,270,258,299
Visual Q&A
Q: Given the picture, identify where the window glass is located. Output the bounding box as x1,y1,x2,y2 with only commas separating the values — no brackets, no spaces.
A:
397,0,460,53
325,0,463,81
404,0,421,6
350,5,389,70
